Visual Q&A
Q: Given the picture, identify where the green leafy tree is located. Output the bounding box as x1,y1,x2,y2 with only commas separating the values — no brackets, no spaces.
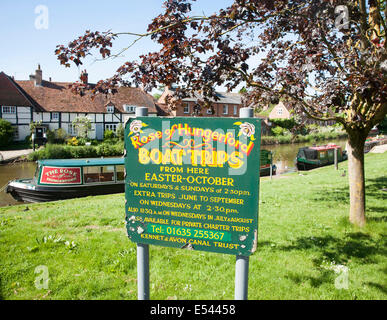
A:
0,119,14,147
72,116,92,139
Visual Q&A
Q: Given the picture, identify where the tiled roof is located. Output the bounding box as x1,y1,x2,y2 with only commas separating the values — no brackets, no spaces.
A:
14,79,158,114
182,91,242,104
165,87,242,104
0,72,43,110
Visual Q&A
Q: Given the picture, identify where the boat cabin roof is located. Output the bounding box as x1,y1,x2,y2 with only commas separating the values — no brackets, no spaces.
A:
309,144,341,151
37,158,125,167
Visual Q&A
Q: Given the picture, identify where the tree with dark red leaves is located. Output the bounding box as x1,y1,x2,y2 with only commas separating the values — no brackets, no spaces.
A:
56,0,386,227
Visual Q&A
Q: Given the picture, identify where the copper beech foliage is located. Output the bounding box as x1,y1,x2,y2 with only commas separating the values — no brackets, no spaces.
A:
55,0,386,133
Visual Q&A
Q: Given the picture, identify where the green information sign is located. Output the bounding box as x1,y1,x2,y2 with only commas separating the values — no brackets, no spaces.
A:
125,117,261,256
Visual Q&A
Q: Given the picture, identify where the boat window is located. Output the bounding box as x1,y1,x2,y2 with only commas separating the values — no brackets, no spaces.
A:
304,149,318,160
34,165,41,181
116,165,125,181
100,166,115,182
83,166,115,183
319,151,327,159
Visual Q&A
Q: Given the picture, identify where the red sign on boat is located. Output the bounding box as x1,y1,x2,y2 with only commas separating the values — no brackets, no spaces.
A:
40,167,81,184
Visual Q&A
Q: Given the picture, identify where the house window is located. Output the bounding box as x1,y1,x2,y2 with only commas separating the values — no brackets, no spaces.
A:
277,107,283,115
183,103,190,114
234,105,238,115
68,124,77,136
206,108,214,115
52,112,59,120
105,124,117,132
124,105,136,113
106,105,115,113
2,106,16,114
223,105,228,115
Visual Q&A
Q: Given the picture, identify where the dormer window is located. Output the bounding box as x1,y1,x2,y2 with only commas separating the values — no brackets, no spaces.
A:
123,104,136,113
106,105,115,113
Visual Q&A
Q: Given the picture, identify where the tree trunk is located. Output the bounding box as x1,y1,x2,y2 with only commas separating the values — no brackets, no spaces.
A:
346,130,367,227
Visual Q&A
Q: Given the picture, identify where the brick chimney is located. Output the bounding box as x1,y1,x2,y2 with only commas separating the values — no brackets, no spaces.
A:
80,70,88,84
35,64,42,86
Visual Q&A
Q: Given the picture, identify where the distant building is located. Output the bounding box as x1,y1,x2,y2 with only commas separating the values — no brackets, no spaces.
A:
269,101,335,126
157,86,272,134
0,66,161,141
157,86,243,117
268,101,292,120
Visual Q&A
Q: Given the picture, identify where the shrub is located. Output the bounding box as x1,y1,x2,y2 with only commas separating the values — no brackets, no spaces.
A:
104,130,115,140
67,137,79,146
116,124,124,141
43,144,72,159
270,118,296,130
46,130,56,144
54,128,68,143
77,137,88,146
28,142,124,160
271,126,285,136
68,145,97,158
0,119,14,147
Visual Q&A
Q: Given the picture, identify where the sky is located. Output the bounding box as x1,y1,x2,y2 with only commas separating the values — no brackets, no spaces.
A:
0,0,234,92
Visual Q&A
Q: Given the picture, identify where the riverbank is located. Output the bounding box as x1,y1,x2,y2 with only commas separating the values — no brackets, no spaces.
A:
19,132,348,160
0,149,33,164
0,152,385,299
261,132,347,145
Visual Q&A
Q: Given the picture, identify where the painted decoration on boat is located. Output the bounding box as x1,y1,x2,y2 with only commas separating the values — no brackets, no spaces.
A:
39,166,82,184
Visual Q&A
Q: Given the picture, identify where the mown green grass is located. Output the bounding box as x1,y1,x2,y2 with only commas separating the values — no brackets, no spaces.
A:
0,153,386,300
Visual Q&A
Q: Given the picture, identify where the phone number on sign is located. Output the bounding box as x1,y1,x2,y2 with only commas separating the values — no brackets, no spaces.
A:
147,224,232,241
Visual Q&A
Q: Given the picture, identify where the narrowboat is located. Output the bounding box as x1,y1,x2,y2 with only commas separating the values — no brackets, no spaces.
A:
260,149,276,176
6,158,125,203
296,144,347,171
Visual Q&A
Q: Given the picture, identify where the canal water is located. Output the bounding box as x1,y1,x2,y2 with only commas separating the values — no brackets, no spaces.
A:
0,138,347,207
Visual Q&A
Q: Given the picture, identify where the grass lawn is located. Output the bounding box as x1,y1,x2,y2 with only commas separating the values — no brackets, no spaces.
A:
0,152,386,300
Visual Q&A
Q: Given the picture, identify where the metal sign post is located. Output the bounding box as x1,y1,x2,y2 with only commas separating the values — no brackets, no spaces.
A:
235,107,253,300
135,107,150,300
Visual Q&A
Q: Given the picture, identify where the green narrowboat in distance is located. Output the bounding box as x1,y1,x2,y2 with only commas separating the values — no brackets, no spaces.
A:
260,149,276,176
6,158,125,203
296,144,347,171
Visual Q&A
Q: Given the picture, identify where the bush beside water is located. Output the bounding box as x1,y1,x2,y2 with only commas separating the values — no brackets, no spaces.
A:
28,142,124,160
262,124,347,145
